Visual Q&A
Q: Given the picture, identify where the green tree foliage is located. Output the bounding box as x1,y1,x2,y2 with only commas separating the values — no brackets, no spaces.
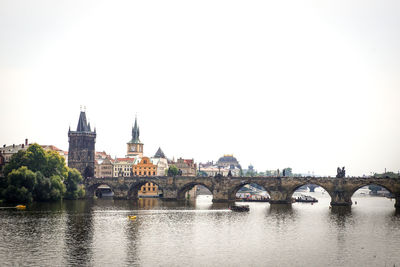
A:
3,150,27,176
49,175,66,200
1,143,84,203
0,176,7,199
167,165,179,176
3,167,36,203
44,150,68,178
24,144,47,173
64,168,84,199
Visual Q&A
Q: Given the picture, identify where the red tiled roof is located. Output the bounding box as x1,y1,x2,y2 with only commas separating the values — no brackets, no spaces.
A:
115,157,135,162
184,159,194,165
41,145,63,152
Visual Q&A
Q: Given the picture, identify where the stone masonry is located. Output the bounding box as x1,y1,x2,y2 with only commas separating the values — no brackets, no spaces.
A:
85,176,400,209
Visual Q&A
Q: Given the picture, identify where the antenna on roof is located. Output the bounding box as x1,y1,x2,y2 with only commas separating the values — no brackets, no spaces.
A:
84,106,87,112
80,105,82,111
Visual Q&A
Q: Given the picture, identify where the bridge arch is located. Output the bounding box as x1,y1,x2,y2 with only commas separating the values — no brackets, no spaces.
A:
349,182,395,197
228,182,271,201
86,183,115,198
177,182,213,200
288,182,334,204
127,180,164,199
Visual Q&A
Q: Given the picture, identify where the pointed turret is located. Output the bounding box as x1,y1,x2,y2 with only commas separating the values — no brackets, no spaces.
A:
129,116,141,143
76,111,91,132
154,147,166,158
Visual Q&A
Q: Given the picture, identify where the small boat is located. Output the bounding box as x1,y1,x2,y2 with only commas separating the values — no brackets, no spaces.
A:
230,204,250,212
128,215,137,220
15,205,26,210
295,195,318,203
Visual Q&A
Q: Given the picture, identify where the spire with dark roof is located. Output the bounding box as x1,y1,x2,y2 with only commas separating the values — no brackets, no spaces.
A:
76,111,91,132
154,147,166,158
129,116,141,143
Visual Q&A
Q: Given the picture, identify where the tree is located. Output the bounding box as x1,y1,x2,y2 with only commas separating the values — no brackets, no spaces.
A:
44,150,68,178
1,143,83,202
3,166,37,203
33,172,66,201
24,143,47,173
167,165,179,176
49,175,66,200
34,171,52,201
64,168,85,199
3,150,27,176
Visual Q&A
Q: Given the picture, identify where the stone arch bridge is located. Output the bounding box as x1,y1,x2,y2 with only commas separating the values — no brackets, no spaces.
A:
85,176,400,208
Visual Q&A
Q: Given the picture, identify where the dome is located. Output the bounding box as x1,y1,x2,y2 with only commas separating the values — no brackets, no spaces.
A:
217,155,239,165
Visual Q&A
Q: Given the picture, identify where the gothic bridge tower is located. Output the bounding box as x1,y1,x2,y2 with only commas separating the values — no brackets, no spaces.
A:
126,116,143,158
68,110,96,178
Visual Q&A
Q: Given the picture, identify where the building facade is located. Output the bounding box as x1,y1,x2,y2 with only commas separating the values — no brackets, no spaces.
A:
151,147,168,176
68,111,96,178
113,157,136,177
133,157,157,176
134,157,159,197
217,154,241,169
95,151,113,178
0,139,29,163
174,158,197,176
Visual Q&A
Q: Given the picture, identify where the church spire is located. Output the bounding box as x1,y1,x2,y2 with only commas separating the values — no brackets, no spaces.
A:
130,116,141,143
77,111,90,132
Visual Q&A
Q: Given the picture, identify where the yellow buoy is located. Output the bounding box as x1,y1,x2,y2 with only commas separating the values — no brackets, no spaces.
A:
16,205,26,210
128,215,137,220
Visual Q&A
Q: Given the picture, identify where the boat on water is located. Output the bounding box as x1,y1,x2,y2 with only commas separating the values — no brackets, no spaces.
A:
230,204,250,212
295,194,318,203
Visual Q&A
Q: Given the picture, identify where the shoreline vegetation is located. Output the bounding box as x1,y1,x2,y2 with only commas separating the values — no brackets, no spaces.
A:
0,144,85,204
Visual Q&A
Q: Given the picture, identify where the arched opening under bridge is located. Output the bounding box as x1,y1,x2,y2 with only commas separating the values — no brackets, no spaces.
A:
128,181,164,200
92,184,114,198
351,183,395,209
291,183,331,206
177,183,213,202
230,183,270,202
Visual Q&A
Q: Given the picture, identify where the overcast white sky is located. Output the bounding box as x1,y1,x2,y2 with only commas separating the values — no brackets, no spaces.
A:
1,0,399,176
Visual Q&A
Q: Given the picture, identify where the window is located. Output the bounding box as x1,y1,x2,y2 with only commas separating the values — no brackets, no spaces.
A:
153,171,156,175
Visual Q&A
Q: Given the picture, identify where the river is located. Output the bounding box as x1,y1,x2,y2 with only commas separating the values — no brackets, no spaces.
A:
1,192,400,266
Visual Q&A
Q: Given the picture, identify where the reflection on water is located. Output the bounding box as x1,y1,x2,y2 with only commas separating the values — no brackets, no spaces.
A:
0,194,399,266
64,200,94,266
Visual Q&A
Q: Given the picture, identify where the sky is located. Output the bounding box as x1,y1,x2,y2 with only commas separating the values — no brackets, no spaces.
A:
1,0,399,176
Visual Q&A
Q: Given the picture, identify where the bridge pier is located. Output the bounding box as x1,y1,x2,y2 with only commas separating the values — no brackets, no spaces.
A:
268,190,292,205
161,188,178,201
330,190,352,206
395,195,400,209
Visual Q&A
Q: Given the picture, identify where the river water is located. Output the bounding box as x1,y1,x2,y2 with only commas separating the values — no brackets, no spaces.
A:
1,192,400,266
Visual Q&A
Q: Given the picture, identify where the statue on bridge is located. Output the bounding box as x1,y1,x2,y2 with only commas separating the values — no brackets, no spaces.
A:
336,166,346,178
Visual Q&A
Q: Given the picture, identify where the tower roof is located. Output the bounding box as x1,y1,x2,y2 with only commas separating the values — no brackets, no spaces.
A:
129,116,141,144
154,147,166,158
76,111,91,132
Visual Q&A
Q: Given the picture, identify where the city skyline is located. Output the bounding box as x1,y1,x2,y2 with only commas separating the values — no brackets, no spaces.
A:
1,1,400,176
